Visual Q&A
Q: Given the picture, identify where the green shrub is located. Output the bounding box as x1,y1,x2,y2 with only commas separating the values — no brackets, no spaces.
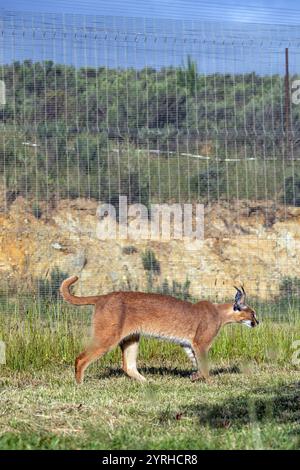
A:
122,245,138,255
282,174,300,207
32,203,42,219
108,169,150,215
155,278,192,301
141,249,161,274
190,167,222,200
36,267,69,302
279,276,300,299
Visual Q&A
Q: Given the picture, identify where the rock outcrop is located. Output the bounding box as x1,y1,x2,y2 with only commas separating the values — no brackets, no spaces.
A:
1,196,300,300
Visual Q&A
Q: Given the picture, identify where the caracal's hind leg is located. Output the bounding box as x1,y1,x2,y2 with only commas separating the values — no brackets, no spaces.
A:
75,314,121,384
75,343,110,384
121,335,146,382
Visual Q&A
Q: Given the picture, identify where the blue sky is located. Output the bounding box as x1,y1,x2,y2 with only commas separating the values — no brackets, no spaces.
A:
1,0,300,23
1,1,300,73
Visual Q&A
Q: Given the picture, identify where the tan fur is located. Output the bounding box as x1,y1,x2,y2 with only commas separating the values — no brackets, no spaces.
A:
60,276,259,384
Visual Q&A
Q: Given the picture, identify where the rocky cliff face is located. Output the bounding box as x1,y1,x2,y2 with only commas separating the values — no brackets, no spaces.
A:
0,195,299,300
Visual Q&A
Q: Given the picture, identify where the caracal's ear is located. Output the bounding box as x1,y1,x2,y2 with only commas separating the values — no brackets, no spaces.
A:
233,285,246,311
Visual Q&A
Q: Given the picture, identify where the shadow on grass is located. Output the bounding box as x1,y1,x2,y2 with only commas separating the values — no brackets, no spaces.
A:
99,366,190,379
185,381,300,432
99,364,241,379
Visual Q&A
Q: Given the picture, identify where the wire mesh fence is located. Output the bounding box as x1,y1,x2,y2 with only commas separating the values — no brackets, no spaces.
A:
1,10,300,319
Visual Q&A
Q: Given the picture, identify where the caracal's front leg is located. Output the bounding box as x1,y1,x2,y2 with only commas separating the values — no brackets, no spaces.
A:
190,343,210,382
121,335,146,382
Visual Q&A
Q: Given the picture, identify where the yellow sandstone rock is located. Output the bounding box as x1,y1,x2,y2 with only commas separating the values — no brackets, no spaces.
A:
1,196,300,300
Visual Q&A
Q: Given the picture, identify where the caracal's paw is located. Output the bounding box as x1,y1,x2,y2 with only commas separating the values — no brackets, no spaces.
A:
190,371,210,382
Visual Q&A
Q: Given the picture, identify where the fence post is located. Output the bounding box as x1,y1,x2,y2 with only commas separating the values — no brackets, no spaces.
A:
285,47,291,159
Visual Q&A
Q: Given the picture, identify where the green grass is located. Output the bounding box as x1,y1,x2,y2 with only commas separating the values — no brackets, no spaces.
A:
0,300,299,450
2,140,300,205
143,152,300,204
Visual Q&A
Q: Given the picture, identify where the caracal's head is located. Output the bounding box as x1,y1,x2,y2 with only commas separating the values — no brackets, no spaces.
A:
232,286,259,328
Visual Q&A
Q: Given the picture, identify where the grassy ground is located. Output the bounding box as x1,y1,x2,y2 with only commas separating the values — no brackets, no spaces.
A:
0,302,299,450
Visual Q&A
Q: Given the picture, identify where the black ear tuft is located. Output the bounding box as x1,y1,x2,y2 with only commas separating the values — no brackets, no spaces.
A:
233,285,246,309
234,288,243,304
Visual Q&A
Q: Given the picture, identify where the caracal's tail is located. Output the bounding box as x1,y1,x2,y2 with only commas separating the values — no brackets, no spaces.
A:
60,276,100,306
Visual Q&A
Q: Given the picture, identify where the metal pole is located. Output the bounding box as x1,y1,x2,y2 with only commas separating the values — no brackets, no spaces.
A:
285,47,291,159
